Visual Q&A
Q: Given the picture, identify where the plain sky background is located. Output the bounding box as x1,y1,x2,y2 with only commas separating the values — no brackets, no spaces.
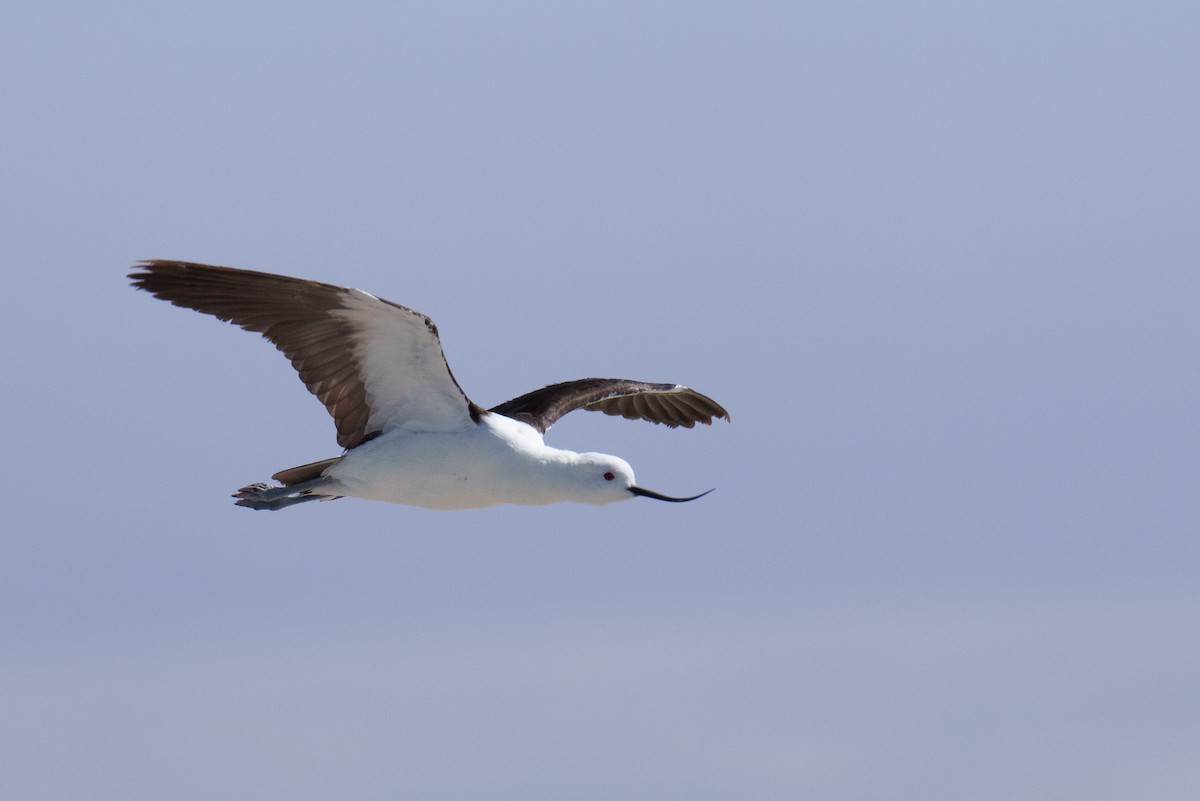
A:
2,2,1197,799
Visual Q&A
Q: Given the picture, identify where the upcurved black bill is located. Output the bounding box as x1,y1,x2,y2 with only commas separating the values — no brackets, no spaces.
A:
628,485,714,503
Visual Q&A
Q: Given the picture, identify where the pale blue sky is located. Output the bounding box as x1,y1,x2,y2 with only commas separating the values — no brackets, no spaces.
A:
2,2,1198,799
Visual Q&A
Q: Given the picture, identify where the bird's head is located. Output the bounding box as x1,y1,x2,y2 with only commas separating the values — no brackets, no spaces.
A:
570,452,713,505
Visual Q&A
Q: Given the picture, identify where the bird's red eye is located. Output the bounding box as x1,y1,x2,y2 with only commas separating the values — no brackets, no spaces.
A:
603,471,615,481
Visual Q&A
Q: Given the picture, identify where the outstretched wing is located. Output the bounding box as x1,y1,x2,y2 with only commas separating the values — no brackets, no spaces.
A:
490,378,729,433
130,260,484,448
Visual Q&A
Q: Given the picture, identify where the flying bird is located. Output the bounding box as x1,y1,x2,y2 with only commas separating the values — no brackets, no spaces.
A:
130,261,729,510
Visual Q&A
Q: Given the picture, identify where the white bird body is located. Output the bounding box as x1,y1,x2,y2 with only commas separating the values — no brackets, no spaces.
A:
324,413,636,510
129,261,728,511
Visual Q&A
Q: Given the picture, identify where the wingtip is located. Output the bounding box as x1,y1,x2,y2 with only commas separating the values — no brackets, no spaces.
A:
128,259,177,287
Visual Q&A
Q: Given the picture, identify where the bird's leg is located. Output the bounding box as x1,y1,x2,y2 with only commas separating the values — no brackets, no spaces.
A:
233,478,328,511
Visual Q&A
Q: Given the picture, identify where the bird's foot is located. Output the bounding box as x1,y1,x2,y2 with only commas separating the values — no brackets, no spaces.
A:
233,480,327,511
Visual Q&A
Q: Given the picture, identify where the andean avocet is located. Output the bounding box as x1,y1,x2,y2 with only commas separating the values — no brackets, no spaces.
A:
130,261,730,511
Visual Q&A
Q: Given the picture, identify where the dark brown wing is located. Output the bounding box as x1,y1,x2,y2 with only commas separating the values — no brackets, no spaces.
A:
490,378,730,433
129,260,480,449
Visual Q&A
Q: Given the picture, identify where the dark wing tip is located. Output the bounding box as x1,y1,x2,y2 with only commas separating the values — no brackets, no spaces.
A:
128,259,177,290
129,259,210,281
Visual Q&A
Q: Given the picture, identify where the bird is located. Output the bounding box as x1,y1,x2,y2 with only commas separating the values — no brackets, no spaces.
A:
129,261,730,511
